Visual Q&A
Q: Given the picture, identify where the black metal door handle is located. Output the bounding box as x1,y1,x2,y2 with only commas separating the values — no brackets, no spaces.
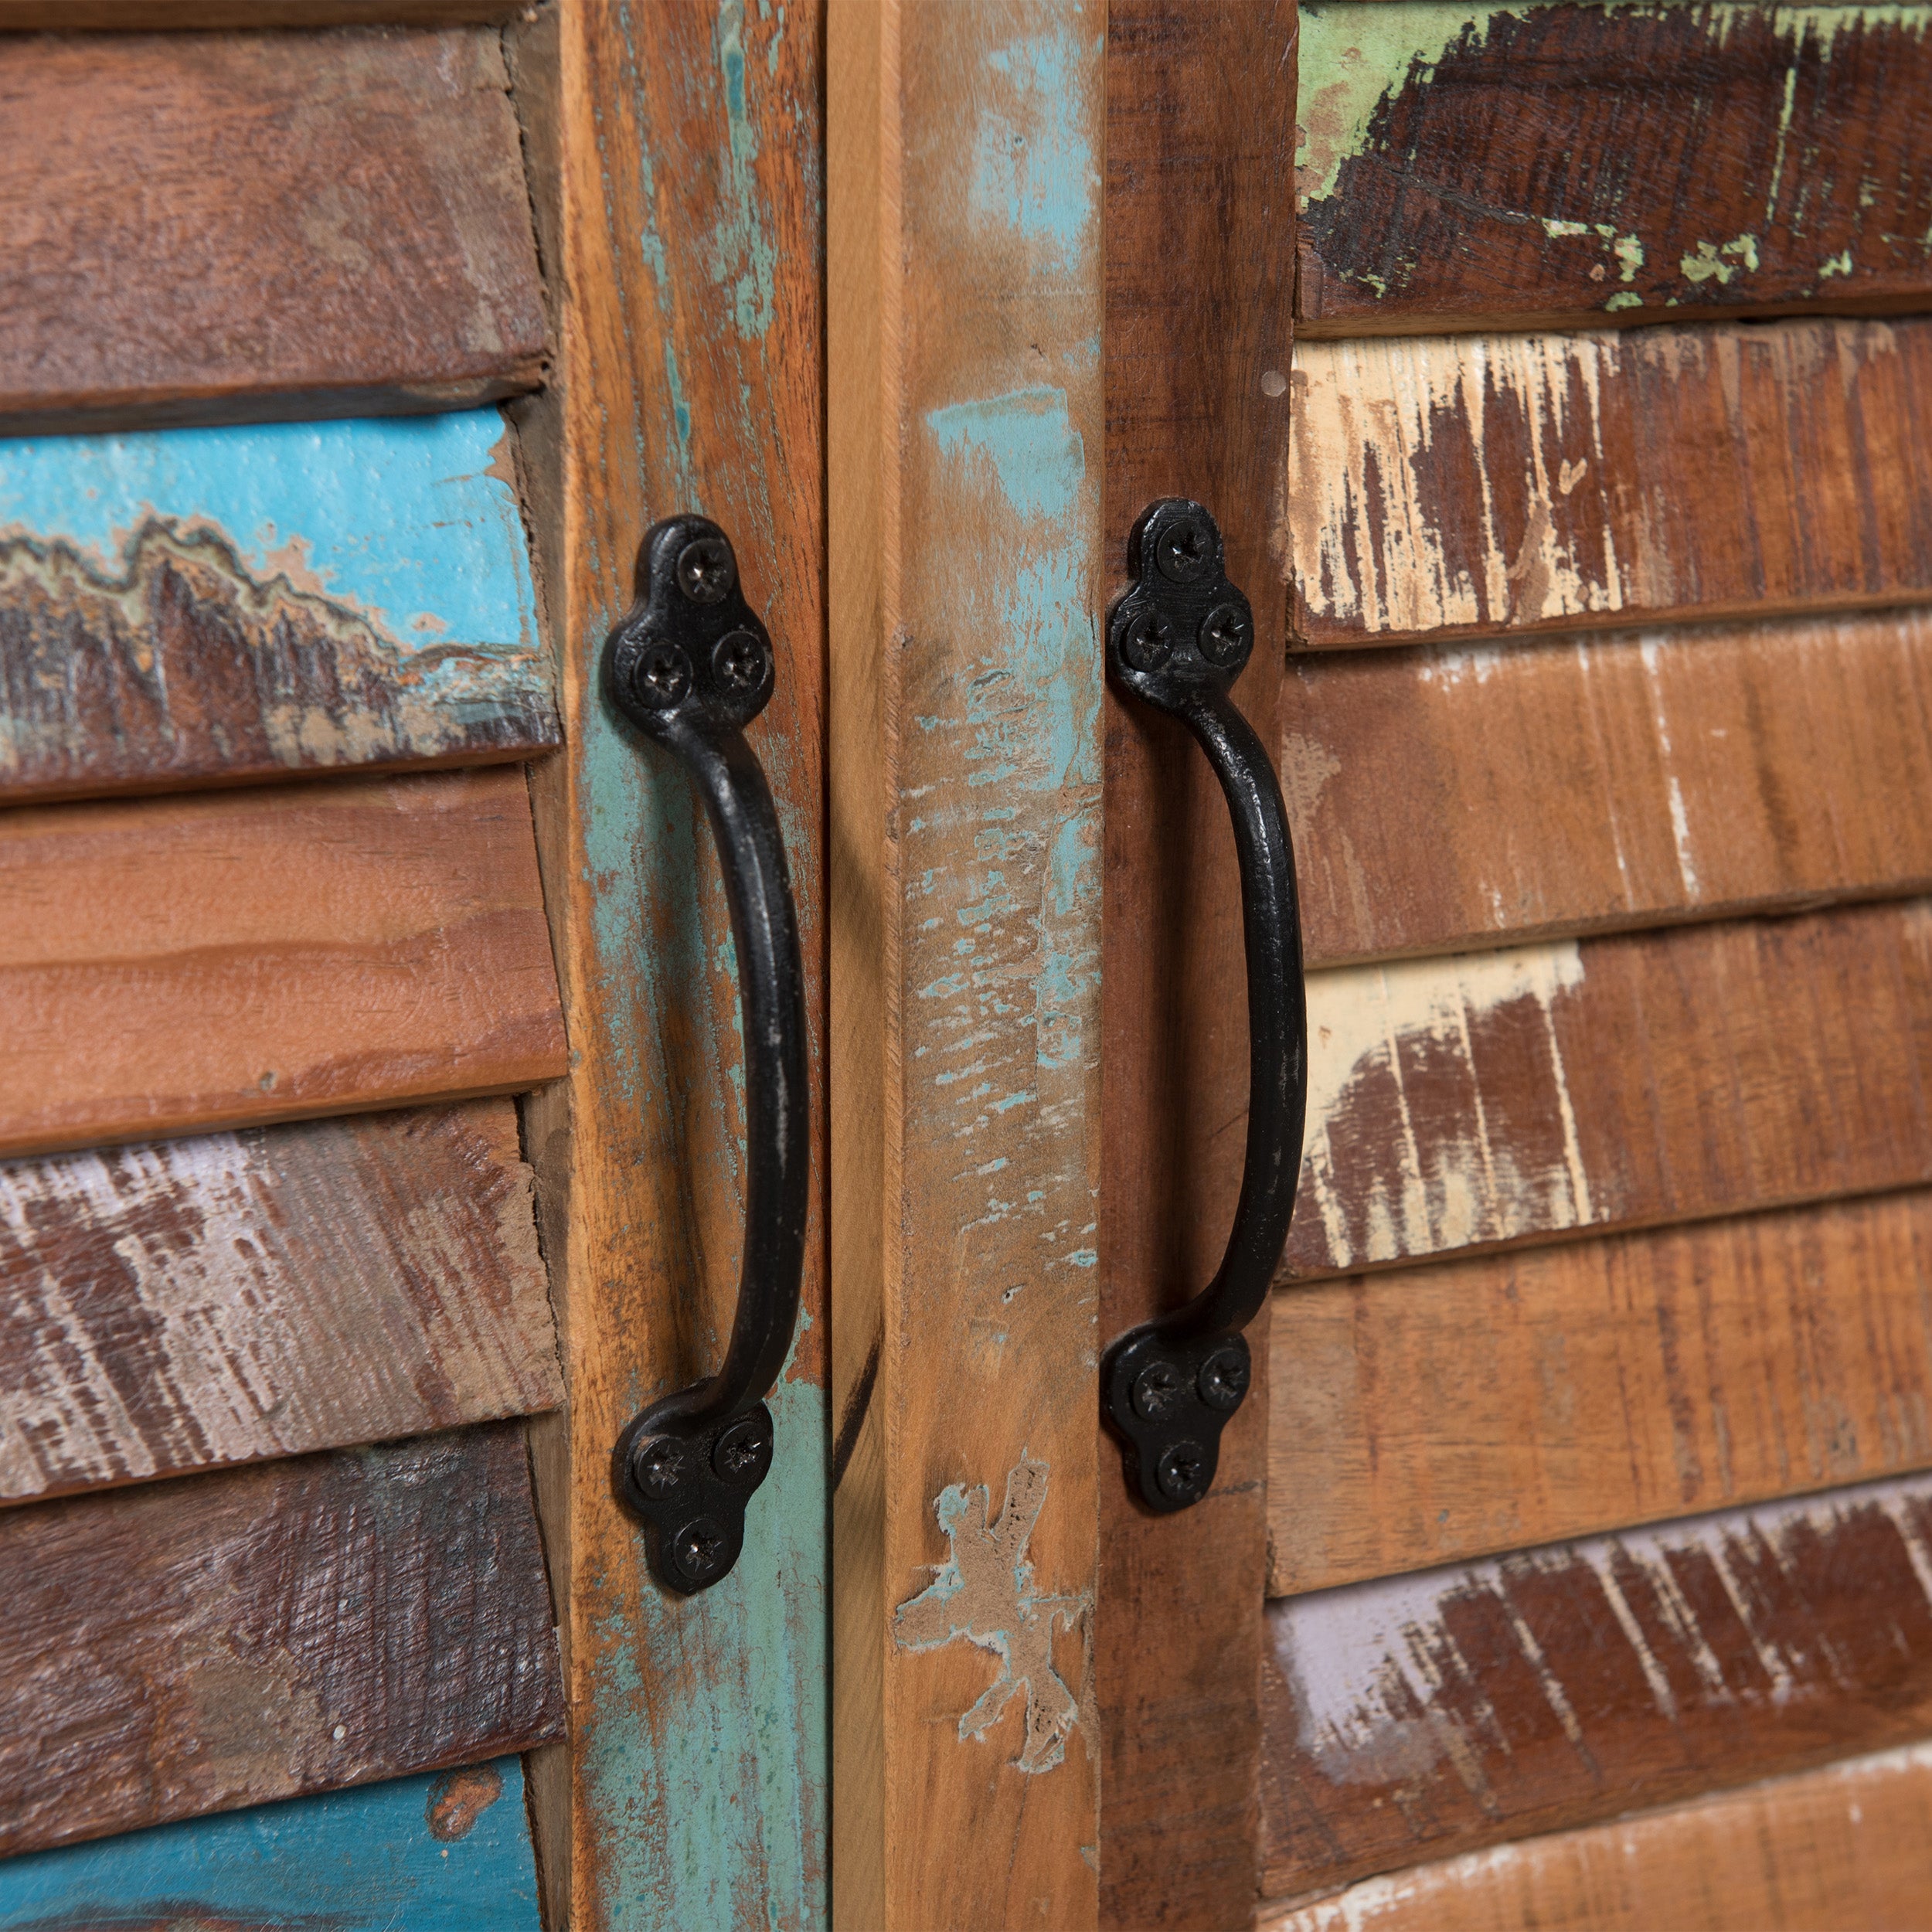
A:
1100,499,1308,1513
600,515,809,1594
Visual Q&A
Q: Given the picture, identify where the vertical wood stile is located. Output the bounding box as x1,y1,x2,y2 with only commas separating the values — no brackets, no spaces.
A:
829,3,1107,1923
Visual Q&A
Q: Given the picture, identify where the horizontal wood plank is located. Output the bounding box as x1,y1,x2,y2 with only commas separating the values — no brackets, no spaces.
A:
0,31,546,431
1260,1740,1932,1932
1270,1189,1932,1595
0,413,556,806
0,766,567,1159
1291,897,1932,1279
1261,1471,1932,1898
1285,607,1932,969
1297,1,1932,335
1287,318,1932,648
2,1099,560,1505
0,1756,543,1930
0,1422,564,1856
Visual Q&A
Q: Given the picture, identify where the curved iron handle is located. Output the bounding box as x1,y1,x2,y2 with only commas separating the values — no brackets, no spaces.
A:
600,515,808,1594
1100,498,1308,1513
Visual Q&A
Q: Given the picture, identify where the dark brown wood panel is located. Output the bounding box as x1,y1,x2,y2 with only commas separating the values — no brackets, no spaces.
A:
1291,897,1932,1280
0,32,546,431
1297,1,1932,335
1287,318,1932,649
1100,2,1295,1926
0,1422,564,1856
1270,1189,1932,1596
0,766,567,1160
1260,1471,1932,1899
1284,607,1932,969
1,1100,561,1505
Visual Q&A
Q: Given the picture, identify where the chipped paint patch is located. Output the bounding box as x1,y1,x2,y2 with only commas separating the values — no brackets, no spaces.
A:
970,26,1102,256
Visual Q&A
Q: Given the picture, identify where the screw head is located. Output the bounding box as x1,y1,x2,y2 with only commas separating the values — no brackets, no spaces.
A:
670,1515,733,1585
713,1412,774,1490
676,535,736,604
1198,601,1253,670
628,638,692,710
1155,1440,1209,1505
629,1434,689,1502
713,628,768,693
1155,513,1215,585
1198,1344,1251,1413
1122,607,1174,673
1132,1360,1184,1420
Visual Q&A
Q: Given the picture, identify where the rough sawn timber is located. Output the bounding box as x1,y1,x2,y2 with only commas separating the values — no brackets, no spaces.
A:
1,1099,560,1506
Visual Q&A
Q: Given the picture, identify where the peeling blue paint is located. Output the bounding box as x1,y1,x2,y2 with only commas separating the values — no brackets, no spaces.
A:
971,29,1103,255
927,386,1084,523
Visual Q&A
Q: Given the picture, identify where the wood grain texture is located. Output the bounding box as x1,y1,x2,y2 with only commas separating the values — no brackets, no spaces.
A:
828,2,1105,1923
1260,1470,1932,1898
0,413,556,807
1100,2,1296,1927
1290,896,1932,1280
1287,317,1932,648
509,4,832,1927
1260,1740,1932,1932
1284,606,1932,969
0,766,566,1160
1270,1188,1932,1596
2,1099,560,1505
0,31,546,433
1,2,516,21
1296,1,1932,335
0,1757,543,1931
0,1423,564,1858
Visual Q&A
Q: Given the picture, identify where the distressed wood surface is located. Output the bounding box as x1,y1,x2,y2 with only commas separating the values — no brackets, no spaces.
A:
0,766,566,1160
1,1099,559,1506
828,2,1106,1924
0,1423,564,1858
0,1757,543,1931
1099,3,1296,1927
1260,1469,1932,1897
1284,606,1932,969
1260,1740,1932,1932
1270,1188,1932,1596
1289,896,1932,1280
1287,317,1932,648
0,31,545,434
1,2,517,21
0,413,555,806
509,4,831,1927
1296,1,1932,335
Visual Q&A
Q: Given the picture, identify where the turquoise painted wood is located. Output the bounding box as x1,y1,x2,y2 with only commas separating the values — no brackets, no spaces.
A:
0,411,556,803
0,1757,542,1930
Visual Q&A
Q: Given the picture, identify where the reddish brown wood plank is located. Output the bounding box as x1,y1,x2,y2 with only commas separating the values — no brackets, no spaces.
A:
1284,607,1932,969
1100,4,1297,1928
1,1100,560,1505
1291,897,1932,1280
1270,1189,1932,1596
1261,1741,1932,1932
0,1421,564,1856
0,767,566,1160
1287,318,1932,649
1297,2,1932,335
0,32,546,432
1260,1471,1932,1899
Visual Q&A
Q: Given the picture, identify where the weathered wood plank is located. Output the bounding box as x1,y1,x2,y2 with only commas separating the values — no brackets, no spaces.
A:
1099,2,1296,1927
0,1423,564,1857
0,414,556,806
1260,1470,1932,1898
0,31,546,433
0,766,567,1160
1284,607,1932,969
1287,318,1932,648
0,1757,543,1931
828,2,1106,1923
1,1099,560,1506
1297,1,1932,335
509,2,831,1927
1,2,516,21
1270,1188,1932,1596
1260,1740,1932,1932
1289,897,1932,1280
